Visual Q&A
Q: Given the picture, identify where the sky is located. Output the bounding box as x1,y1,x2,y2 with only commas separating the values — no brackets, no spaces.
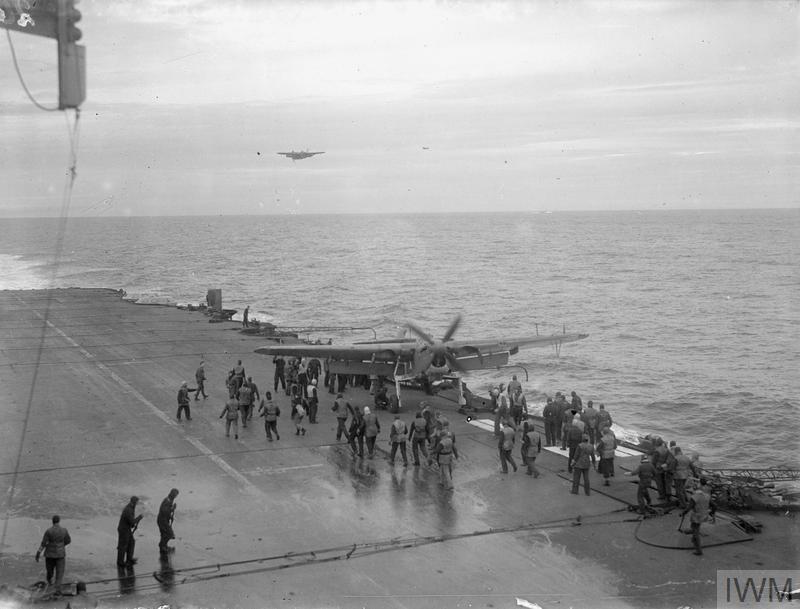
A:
0,0,798,217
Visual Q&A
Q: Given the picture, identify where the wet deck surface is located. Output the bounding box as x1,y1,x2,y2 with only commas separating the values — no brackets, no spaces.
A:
1,289,797,609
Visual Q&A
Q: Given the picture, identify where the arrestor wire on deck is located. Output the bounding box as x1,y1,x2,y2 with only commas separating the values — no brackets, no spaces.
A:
86,511,642,599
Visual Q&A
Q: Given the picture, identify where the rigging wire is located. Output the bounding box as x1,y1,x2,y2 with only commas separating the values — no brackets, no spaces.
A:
4,28,60,112
0,107,81,554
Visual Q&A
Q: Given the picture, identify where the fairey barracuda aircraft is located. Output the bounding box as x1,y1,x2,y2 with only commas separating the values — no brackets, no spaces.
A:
255,316,588,406
277,150,325,161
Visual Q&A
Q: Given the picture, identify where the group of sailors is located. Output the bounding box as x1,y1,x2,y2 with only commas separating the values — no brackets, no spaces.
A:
272,355,375,398
218,356,462,489
330,396,461,489
218,358,319,439
198,360,716,554
491,381,714,553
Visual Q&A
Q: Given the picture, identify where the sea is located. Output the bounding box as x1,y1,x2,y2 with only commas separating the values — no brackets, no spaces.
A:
1,209,797,470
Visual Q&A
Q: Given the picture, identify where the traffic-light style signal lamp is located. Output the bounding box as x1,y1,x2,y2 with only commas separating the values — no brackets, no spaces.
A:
0,0,85,109
56,0,84,109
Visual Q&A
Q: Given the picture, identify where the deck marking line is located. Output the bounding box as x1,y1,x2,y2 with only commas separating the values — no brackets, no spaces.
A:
242,464,325,475
27,304,262,497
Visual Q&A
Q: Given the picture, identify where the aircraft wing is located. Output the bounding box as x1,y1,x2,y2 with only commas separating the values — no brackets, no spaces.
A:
254,342,414,362
448,332,588,358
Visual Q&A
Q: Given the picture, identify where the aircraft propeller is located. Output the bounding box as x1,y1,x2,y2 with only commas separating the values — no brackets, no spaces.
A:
406,315,464,374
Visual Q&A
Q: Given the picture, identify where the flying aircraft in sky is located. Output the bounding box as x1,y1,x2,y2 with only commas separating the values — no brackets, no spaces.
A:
255,316,587,403
277,151,325,161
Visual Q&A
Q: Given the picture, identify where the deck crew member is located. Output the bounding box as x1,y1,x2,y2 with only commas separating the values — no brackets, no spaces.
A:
542,397,558,446
242,305,249,328
672,447,693,508
435,420,459,490
36,515,71,592
347,405,365,457
307,379,319,423
247,376,261,403
554,392,569,443
581,401,599,446
286,359,299,394
570,390,583,411
495,393,510,428
237,381,253,427
565,416,583,471
307,358,321,383
570,434,593,495
500,421,518,473
681,478,715,555
297,358,309,398
226,369,237,398
194,362,208,400
292,398,307,435
116,496,143,568
219,396,239,439
325,357,335,393
363,406,380,458
510,388,526,427
651,437,670,500
258,392,280,441
690,452,704,478
560,406,576,451
428,415,444,463
176,381,197,421
507,375,522,399
626,455,656,514
233,360,246,392
664,441,678,502
596,427,617,485
273,356,286,392
596,403,612,434
521,421,542,477
389,415,409,466
157,488,179,556
572,412,594,469
332,394,350,441
408,410,429,466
